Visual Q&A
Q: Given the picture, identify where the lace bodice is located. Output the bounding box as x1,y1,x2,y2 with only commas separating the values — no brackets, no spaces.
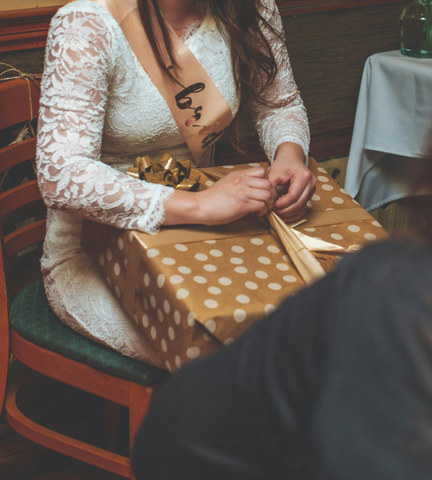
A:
36,0,309,239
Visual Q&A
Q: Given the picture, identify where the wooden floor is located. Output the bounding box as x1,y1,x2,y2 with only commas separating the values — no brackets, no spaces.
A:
1,360,126,479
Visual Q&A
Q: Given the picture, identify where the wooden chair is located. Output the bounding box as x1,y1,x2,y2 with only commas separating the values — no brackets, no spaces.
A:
0,78,169,478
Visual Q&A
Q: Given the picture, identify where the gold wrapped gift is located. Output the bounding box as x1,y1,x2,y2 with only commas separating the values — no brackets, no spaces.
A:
81,159,388,372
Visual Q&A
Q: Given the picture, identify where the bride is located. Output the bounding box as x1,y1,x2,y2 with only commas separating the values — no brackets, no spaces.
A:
36,0,314,368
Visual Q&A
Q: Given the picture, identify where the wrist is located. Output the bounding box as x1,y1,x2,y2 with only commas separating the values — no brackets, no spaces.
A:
163,189,203,225
273,142,306,166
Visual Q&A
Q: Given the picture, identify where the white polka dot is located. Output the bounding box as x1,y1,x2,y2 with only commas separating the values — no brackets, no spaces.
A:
117,237,124,251
352,199,360,205
317,175,329,182
230,257,244,265
223,165,235,169
304,227,316,232
332,197,344,204
205,240,216,244
170,275,184,284
178,266,191,274
187,346,201,359
224,338,234,346
162,257,176,265
161,339,167,352
157,274,165,288
218,277,232,286
175,355,182,368
204,264,217,272
204,299,218,309
150,295,157,308
133,314,139,325
340,188,348,194
210,249,223,257
283,275,297,283
203,333,212,342
142,297,149,310
205,319,217,333
372,221,382,228
195,253,208,261
331,233,343,240
234,267,248,274
322,184,334,191
176,289,190,300
255,270,268,279
163,300,170,314
234,309,247,322
106,249,112,261
187,312,195,326
194,276,208,284
267,245,280,253
124,258,128,269
314,237,323,241
168,327,175,340
231,246,245,253
208,286,222,295
264,304,276,315
245,281,258,290
150,326,157,339
251,238,264,245
165,360,171,372
147,248,160,258
258,256,271,265
283,255,289,261
326,208,335,211
268,283,282,290
312,194,321,201
114,263,121,276
144,273,150,287
348,225,360,232
106,276,112,287
175,244,188,251
248,162,261,167
236,295,250,304
142,314,149,328
276,263,289,271
206,180,215,187
114,286,121,298
317,167,327,173
364,233,377,241
157,309,164,322
174,311,181,325
129,231,135,243
98,254,105,266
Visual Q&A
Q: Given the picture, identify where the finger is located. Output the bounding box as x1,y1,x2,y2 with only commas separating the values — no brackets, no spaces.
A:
246,187,274,212
274,186,312,219
247,199,269,217
246,178,278,201
243,167,267,179
277,206,308,223
274,175,315,210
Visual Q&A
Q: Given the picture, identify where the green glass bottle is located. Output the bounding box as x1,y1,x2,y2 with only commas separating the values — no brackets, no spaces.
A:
400,0,432,58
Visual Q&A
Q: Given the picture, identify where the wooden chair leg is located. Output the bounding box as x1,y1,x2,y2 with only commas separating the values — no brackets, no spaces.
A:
129,384,153,479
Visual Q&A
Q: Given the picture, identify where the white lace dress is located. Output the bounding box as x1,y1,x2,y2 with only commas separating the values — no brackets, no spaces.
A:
36,0,310,368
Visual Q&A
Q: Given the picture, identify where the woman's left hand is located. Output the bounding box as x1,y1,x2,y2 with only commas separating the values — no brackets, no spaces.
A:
268,142,316,223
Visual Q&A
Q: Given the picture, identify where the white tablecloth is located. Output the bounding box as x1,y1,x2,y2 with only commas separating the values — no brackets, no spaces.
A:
345,50,432,211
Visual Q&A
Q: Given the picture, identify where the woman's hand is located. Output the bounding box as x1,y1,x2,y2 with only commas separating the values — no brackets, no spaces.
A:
268,142,316,223
163,167,277,226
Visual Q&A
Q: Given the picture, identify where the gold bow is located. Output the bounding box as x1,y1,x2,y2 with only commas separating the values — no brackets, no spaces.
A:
127,153,206,191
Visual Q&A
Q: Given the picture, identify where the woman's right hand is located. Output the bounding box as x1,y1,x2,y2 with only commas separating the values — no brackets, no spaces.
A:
163,167,277,226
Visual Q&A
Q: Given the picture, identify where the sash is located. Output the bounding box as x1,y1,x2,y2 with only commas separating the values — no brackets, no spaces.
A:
71,0,233,165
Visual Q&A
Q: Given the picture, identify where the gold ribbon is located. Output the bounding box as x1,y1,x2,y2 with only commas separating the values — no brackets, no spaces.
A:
127,153,207,191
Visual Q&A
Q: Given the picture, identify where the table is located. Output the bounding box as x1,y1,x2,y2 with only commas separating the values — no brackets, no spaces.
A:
345,50,432,211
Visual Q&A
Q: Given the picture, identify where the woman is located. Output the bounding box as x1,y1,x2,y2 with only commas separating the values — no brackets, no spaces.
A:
36,0,314,367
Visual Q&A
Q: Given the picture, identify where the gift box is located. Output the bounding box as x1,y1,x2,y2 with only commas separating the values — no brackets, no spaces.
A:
81,158,388,372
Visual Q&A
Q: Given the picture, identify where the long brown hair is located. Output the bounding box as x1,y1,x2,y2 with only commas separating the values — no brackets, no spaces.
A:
137,0,284,149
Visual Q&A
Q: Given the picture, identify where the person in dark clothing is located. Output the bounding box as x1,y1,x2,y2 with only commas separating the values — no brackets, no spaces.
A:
132,237,432,480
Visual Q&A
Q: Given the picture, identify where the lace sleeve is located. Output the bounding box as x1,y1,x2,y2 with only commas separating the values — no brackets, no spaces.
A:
251,0,310,162
36,8,174,233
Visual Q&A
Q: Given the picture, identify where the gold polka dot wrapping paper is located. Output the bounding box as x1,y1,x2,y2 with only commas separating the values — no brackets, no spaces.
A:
81,159,388,372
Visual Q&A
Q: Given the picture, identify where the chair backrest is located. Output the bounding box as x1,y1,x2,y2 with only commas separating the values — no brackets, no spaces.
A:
0,77,46,297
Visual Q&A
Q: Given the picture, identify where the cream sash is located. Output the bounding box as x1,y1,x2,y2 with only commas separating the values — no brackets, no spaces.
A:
72,0,232,165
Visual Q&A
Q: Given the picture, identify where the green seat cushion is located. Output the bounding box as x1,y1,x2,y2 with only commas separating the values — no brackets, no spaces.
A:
9,280,170,386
